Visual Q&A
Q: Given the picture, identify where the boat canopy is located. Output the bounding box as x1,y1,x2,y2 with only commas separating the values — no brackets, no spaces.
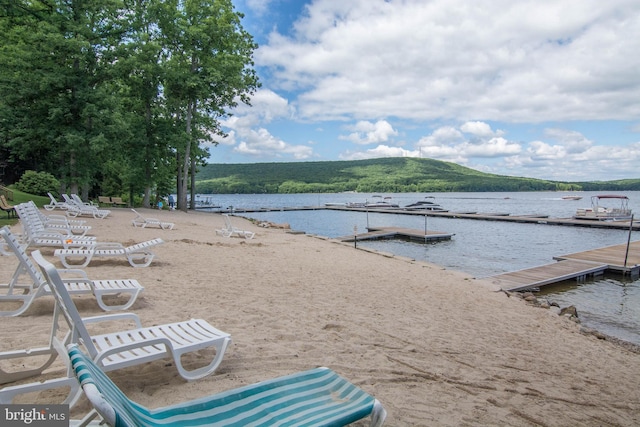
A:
594,195,629,199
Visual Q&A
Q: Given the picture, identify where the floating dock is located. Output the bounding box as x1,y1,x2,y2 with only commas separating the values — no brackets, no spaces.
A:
485,241,640,291
214,205,640,231
336,226,453,243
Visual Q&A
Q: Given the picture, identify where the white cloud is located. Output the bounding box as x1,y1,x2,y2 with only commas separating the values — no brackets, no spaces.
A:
460,121,503,138
234,128,313,159
245,0,273,15
343,122,520,163
340,145,418,160
543,128,593,154
211,89,313,160
256,0,640,123
340,120,398,145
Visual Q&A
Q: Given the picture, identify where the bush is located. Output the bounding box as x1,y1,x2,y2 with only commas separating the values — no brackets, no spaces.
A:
15,171,60,196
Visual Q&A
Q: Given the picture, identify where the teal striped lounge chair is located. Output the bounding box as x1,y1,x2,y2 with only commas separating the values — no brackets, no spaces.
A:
68,344,387,427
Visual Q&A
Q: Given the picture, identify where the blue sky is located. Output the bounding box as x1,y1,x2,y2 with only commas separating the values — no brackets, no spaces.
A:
207,0,640,182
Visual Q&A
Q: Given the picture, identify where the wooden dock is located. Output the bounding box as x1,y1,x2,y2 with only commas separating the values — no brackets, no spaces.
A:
487,259,608,292
486,240,640,291
221,204,640,231
336,227,453,243
554,240,640,274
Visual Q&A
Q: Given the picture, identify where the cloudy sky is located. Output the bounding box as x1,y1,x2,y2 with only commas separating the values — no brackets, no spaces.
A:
208,0,640,181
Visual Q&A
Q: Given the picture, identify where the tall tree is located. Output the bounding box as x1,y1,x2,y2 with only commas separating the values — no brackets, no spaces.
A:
155,0,259,211
0,0,130,196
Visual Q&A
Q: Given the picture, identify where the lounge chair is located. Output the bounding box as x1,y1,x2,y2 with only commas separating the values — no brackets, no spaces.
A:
64,194,111,219
0,195,16,218
54,238,164,268
15,202,96,249
131,208,174,230
26,201,91,236
215,213,255,239
0,226,143,317
67,344,386,427
44,192,70,211
0,251,230,405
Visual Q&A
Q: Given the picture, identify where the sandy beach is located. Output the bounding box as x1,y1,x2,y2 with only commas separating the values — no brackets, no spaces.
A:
2,207,639,426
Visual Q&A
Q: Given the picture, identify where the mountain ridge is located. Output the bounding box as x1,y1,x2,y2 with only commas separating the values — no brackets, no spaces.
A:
195,157,640,194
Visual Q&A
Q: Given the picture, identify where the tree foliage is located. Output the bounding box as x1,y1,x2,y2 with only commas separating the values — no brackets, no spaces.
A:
0,0,258,207
195,157,640,194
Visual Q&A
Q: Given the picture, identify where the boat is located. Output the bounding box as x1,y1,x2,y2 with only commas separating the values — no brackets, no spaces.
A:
345,202,366,208
562,195,583,201
363,196,399,209
404,197,448,212
574,195,633,221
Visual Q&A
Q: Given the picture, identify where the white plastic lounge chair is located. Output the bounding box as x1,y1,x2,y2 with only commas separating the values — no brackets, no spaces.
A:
15,203,96,249
68,344,386,427
54,238,164,268
26,201,91,236
0,251,230,406
64,194,111,219
0,226,143,317
215,213,255,239
44,192,69,211
15,203,97,250
131,208,174,230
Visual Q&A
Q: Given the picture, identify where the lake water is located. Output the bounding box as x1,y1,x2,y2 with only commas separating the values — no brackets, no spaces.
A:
197,191,640,346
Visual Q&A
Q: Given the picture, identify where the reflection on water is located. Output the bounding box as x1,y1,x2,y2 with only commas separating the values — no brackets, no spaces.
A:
201,191,640,346
538,276,640,345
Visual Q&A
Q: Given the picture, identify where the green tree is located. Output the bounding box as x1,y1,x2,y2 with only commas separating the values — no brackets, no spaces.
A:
155,0,259,211
0,0,130,197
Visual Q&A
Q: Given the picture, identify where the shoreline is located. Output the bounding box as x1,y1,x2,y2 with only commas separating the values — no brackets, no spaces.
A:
2,208,639,425
326,234,640,354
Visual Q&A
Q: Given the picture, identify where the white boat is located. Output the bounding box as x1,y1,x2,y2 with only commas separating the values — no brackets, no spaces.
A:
404,197,448,212
574,195,633,221
364,196,399,208
562,195,583,201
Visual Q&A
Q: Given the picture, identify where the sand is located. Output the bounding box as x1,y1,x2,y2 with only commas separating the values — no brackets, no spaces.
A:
1,207,639,426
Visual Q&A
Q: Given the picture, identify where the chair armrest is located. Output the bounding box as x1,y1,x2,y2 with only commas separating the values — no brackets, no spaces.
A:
81,313,143,329
58,268,90,280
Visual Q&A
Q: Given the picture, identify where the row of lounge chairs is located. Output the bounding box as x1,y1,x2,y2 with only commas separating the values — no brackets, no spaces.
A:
0,227,143,316
0,202,385,425
15,201,164,267
44,193,111,219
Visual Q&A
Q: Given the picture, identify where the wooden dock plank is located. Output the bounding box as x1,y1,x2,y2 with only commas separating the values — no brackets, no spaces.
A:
488,259,608,291
554,241,640,272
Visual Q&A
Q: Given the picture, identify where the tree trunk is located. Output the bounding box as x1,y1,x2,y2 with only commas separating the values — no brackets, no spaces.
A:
178,100,195,212
190,155,196,210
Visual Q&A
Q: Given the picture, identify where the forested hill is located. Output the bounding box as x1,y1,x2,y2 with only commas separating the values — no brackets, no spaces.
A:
195,157,640,194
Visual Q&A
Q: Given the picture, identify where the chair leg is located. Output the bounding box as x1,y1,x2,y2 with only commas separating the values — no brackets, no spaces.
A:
94,289,142,311
173,337,231,381
0,377,80,406
59,253,93,269
0,349,58,384
126,252,154,268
